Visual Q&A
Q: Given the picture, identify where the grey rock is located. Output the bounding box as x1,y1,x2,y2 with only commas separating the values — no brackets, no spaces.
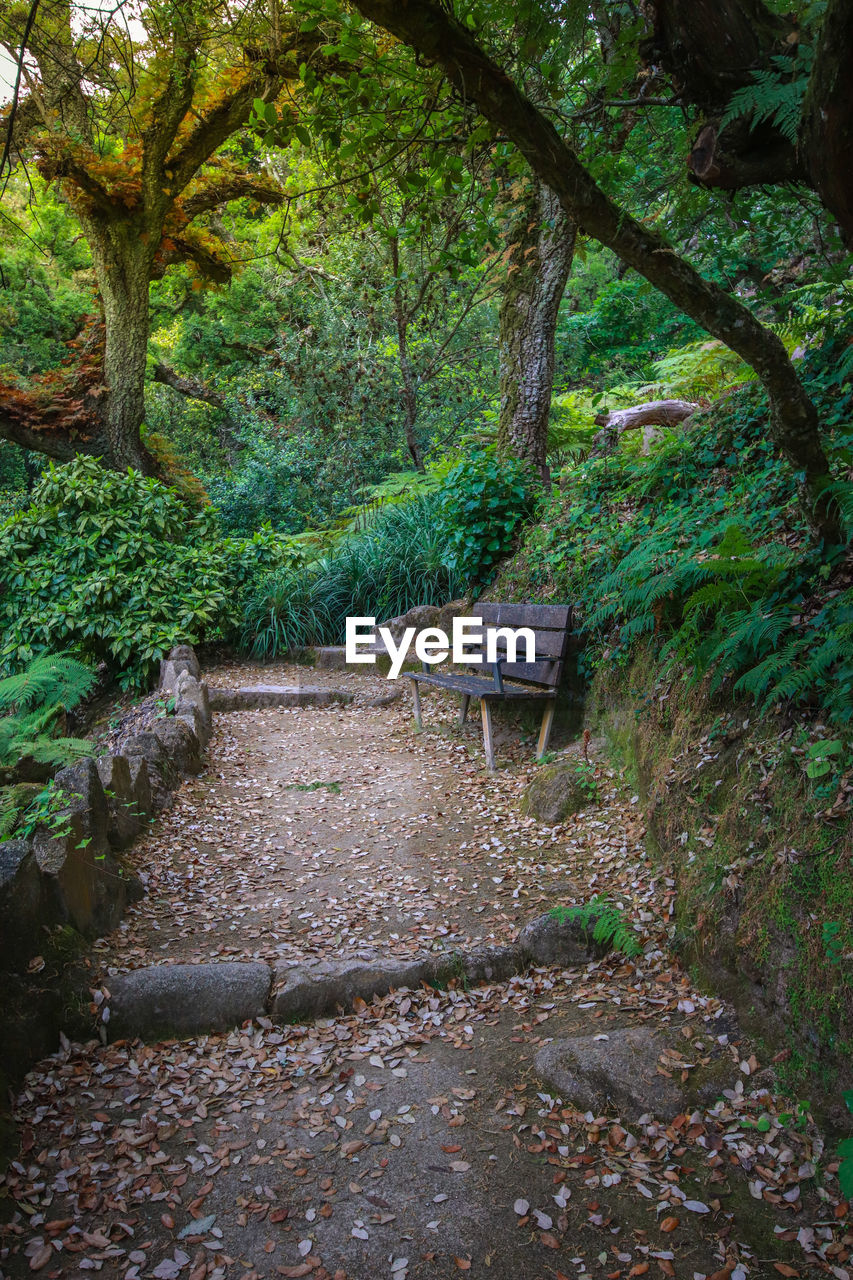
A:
159,645,201,693
153,717,202,776
535,1026,688,1120
210,686,354,711
127,757,152,820
174,673,211,746
108,962,272,1040
313,647,348,670
177,707,207,752
53,757,109,850
124,731,166,767
272,955,429,1021
461,944,524,985
33,761,140,936
97,754,142,848
0,838,33,891
378,599,467,645
168,644,201,674
521,760,597,824
518,910,609,967
124,732,174,809
0,839,46,969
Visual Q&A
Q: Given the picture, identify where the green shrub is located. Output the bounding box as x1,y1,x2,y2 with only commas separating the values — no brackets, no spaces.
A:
225,522,306,601
0,653,95,839
497,331,853,736
241,494,465,658
0,458,233,687
550,898,642,957
241,565,335,657
437,451,538,587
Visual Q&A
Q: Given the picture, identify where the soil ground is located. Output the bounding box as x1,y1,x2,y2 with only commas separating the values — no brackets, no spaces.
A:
1,662,849,1280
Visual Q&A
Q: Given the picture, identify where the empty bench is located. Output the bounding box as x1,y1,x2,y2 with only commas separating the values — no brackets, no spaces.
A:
407,603,573,771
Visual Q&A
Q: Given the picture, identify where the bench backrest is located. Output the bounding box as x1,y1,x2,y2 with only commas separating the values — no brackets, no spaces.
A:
464,602,573,688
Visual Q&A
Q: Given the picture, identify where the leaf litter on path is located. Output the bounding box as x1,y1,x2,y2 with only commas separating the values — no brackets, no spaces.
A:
1,662,850,1279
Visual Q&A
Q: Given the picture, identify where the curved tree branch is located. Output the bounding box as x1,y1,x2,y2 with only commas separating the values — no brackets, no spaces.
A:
348,0,841,542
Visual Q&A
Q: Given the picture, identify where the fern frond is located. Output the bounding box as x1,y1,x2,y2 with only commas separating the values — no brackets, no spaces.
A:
0,654,95,713
551,897,642,957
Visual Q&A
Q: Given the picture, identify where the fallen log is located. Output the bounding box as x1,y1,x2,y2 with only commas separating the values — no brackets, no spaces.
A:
592,398,699,454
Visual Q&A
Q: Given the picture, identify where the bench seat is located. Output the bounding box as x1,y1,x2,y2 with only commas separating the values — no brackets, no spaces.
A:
407,602,572,770
409,671,557,699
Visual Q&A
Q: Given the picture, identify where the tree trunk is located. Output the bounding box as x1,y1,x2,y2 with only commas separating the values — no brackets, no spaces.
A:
497,182,576,483
648,0,853,246
348,0,842,543
91,224,155,473
800,0,853,249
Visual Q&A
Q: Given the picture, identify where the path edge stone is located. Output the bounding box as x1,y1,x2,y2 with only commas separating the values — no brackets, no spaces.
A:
100,915,614,1043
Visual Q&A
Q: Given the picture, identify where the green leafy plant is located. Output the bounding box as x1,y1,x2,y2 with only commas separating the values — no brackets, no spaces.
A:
437,451,537,587
241,494,465,657
13,780,77,841
0,653,95,773
822,921,844,966
721,46,814,144
776,1099,811,1131
0,653,95,838
571,758,599,803
550,897,642,957
805,738,843,779
0,457,234,687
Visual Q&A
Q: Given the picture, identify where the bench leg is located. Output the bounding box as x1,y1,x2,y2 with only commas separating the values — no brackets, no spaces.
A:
480,699,496,771
536,700,556,759
459,694,471,725
410,678,422,730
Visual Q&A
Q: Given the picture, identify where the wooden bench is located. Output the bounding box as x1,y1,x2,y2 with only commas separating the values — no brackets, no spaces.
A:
407,603,573,771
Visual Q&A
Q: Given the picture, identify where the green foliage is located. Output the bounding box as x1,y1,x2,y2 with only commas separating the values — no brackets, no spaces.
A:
550,897,642,957
721,46,814,144
0,653,95,771
0,458,233,687
569,758,599,804
0,182,94,378
7,779,76,843
805,738,843,779
241,564,336,657
241,494,465,657
438,452,538,587
499,332,853,738
0,654,95,839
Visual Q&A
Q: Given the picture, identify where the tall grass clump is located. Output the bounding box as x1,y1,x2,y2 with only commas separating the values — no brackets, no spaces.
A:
241,495,466,659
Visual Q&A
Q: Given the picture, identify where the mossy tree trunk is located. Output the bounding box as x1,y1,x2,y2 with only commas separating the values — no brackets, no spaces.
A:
497,182,575,484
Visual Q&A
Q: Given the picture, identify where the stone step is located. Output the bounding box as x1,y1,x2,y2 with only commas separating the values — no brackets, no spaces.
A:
209,685,355,711
101,912,607,1041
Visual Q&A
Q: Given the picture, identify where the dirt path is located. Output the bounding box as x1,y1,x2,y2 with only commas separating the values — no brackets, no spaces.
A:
1,664,849,1280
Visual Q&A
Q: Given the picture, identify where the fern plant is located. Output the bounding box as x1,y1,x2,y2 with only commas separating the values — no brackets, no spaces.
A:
721,45,814,143
0,653,95,773
551,897,642,957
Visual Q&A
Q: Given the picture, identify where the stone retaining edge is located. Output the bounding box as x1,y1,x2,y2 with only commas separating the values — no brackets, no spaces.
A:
102,912,606,1042
0,646,212,967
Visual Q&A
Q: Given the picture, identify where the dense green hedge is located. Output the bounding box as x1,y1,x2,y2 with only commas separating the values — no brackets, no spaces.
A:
0,458,291,687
